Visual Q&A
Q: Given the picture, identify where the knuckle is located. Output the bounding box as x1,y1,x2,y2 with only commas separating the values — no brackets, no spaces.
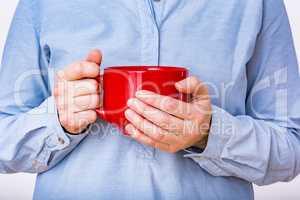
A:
92,95,101,108
190,76,199,83
89,79,99,91
89,111,97,123
74,62,84,76
95,94,101,103
91,63,100,72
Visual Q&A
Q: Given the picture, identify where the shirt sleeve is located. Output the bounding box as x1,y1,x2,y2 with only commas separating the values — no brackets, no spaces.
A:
0,0,89,173
185,0,300,186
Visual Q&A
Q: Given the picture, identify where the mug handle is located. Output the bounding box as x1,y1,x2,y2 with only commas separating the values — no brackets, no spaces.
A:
96,74,107,121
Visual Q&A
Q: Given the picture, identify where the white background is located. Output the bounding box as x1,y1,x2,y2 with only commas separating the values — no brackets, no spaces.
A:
0,0,299,199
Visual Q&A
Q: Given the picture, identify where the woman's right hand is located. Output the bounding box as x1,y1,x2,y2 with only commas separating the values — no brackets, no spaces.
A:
54,49,102,134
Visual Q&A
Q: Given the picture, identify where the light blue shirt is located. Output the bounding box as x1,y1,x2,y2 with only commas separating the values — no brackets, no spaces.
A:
1,0,300,199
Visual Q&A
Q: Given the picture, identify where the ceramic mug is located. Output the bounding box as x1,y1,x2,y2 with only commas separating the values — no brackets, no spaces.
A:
96,66,189,133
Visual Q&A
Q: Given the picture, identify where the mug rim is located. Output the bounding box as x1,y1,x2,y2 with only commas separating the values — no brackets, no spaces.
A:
105,66,188,72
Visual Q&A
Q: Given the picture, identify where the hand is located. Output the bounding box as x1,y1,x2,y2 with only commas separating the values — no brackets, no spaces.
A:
54,49,102,134
125,76,212,153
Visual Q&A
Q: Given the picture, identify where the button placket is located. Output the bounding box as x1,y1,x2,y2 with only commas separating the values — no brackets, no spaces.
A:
134,0,161,159
137,0,160,66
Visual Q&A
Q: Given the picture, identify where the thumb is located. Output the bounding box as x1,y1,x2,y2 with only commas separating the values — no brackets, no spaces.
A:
86,49,102,65
175,76,208,96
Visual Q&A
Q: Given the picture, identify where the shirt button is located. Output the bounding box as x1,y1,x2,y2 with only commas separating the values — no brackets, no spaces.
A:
58,137,65,145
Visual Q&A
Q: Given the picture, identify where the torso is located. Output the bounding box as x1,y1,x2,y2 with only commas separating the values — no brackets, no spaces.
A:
33,0,262,199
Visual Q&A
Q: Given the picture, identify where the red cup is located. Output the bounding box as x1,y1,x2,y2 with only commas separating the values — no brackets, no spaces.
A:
96,66,189,134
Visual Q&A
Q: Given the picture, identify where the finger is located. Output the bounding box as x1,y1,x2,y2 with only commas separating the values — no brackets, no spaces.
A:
54,78,99,98
175,76,210,102
59,110,97,133
124,109,178,144
135,90,197,120
86,49,102,65
73,94,100,112
73,79,99,97
125,124,171,152
75,110,98,124
175,76,211,117
175,76,208,96
58,61,100,81
127,98,184,134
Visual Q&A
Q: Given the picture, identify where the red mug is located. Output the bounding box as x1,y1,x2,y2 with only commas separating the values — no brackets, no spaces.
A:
96,66,189,133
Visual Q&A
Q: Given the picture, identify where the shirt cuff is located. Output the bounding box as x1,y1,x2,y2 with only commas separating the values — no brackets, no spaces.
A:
47,95,88,150
183,105,235,175
32,96,89,171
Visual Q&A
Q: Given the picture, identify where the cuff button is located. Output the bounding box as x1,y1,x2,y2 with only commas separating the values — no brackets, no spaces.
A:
58,137,65,145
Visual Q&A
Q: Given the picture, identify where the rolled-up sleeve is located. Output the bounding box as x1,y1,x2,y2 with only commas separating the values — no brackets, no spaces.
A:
185,0,300,185
0,0,88,173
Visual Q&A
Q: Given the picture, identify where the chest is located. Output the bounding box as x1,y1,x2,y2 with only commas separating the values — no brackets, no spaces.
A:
39,0,262,110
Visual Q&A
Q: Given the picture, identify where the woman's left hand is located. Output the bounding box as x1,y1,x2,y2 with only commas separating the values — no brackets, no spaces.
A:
125,76,212,153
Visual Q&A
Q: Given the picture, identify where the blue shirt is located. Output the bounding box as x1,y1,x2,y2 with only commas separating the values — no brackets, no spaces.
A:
1,0,300,199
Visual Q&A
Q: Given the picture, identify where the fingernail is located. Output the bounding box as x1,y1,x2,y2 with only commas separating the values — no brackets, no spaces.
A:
126,124,138,138
124,124,131,137
136,90,152,97
127,98,135,106
125,124,131,132
125,124,135,137
175,82,182,88
124,109,133,118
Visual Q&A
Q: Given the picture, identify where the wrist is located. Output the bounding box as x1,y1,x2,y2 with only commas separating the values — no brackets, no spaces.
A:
193,134,208,149
193,114,212,149
63,125,90,135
